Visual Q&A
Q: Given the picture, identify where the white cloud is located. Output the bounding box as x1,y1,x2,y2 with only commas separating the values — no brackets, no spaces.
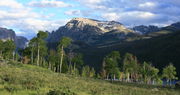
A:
139,2,156,8
0,10,40,20
77,0,107,4
0,0,68,38
0,0,23,9
65,10,81,16
102,11,156,21
102,13,120,21
101,11,158,26
1,0,180,38
76,0,109,10
28,0,72,8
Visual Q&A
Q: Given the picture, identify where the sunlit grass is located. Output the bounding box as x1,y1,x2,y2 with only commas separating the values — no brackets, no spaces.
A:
0,62,179,95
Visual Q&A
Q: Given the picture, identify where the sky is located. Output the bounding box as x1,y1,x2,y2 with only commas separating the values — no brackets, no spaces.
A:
0,0,180,39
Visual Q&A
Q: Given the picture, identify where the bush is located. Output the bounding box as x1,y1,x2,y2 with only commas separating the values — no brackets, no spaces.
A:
47,89,77,95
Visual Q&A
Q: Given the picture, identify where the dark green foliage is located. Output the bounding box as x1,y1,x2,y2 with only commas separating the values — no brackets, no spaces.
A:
103,51,120,79
140,62,160,84
0,40,3,57
57,37,72,73
0,40,16,60
122,53,140,81
47,88,77,95
162,64,178,85
58,37,72,48
24,31,48,66
71,53,84,70
37,30,48,39
79,31,180,78
81,65,95,78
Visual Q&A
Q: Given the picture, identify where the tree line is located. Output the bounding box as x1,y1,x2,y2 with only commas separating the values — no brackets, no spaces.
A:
17,31,95,78
100,51,178,85
0,31,178,86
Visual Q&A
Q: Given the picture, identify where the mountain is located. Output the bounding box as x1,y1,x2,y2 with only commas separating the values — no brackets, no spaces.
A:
15,36,28,49
162,22,180,31
47,19,180,77
132,25,160,34
0,27,28,48
47,18,136,45
79,31,180,78
0,27,16,40
133,22,180,34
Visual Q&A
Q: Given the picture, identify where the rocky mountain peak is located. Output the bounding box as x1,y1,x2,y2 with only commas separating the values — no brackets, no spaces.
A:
65,18,99,29
0,27,16,41
65,18,133,33
47,18,135,44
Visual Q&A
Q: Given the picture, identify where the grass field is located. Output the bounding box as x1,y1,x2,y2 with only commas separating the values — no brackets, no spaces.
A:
0,61,179,95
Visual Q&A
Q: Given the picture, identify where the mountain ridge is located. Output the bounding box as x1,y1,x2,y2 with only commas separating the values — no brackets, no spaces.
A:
0,27,28,49
47,18,136,45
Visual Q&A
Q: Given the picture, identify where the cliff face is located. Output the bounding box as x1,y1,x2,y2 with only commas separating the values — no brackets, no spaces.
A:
0,27,16,41
0,27,28,48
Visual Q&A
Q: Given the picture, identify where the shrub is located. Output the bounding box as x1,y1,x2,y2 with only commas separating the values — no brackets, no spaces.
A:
47,89,77,95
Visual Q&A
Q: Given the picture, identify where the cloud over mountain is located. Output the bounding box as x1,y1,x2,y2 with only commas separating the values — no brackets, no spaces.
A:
28,0,72,8
0,0,180,38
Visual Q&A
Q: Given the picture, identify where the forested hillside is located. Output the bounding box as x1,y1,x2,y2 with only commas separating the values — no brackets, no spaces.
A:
80,31,180,77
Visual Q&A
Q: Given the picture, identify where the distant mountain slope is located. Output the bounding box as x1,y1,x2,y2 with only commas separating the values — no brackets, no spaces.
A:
0,27,28,48
47,18,136,44
79,31,180,77
47,19,180,77
132,25,160,34
133,22,180,34
162,22,180,31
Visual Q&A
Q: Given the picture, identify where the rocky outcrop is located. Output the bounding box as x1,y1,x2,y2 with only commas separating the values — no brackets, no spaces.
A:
0,27,28,48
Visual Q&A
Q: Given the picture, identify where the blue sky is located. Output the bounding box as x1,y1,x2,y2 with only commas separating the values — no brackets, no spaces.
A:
0,0,180,39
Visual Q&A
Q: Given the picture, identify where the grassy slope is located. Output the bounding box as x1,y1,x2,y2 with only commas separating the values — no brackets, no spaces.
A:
0,62,179,95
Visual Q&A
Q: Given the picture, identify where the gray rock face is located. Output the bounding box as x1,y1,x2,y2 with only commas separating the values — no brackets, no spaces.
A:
132,25,160,34
15,36,28,49
0,27,16,41
0,27,28,49
47,18,135,44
